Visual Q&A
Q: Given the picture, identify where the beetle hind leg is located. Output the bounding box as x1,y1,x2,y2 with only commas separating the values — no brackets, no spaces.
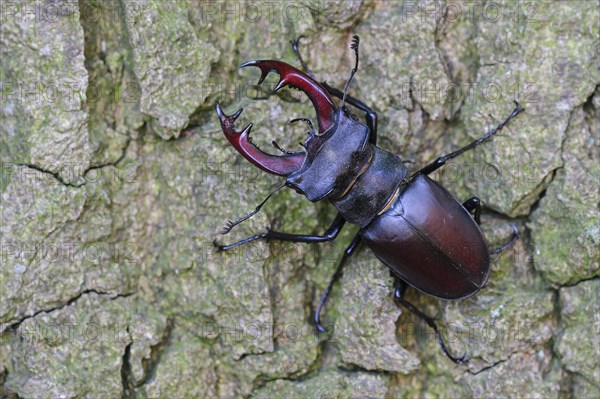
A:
462,197,482,225
489,224,520,254
394,280,468,364
461,197,520,254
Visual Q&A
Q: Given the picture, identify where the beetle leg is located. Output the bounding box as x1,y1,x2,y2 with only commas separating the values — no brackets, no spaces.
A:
489,224,520,254
290,36,378,145
417,101,524,176
462,200,520,254
323,84,379,145
214,212,346,251
462,197,482,225
394,280,468,364
315,234,362,332
290,35,317,79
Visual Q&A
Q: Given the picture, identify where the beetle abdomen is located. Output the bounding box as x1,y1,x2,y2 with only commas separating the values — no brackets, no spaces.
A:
361,174,490,299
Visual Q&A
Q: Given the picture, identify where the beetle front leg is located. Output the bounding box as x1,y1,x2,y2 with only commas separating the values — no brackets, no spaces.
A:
323,84,378,145
290,35,317,79
290,36,378,145
214,213,346,251
394,280,467,364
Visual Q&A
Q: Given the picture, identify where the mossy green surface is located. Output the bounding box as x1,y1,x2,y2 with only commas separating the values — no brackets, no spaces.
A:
555,280,600,388
1,1,598,398
1,0,90,185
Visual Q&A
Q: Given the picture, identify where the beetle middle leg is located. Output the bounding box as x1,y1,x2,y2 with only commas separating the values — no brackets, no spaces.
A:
393,280,467,364
417,102,524,176
214,212,346,251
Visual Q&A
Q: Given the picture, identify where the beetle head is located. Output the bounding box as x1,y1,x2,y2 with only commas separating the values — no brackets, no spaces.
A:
216,60,370,200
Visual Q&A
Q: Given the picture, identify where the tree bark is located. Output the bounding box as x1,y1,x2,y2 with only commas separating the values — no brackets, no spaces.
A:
1,1,598,397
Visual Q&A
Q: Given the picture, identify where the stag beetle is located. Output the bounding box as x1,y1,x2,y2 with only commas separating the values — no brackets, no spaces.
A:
214,36,523,363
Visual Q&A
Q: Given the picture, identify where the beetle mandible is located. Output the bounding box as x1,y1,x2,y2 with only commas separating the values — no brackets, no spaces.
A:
214,36,523,363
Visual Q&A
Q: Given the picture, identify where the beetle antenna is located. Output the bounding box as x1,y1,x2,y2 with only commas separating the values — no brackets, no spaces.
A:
341,35,360,109
220,181,287,235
